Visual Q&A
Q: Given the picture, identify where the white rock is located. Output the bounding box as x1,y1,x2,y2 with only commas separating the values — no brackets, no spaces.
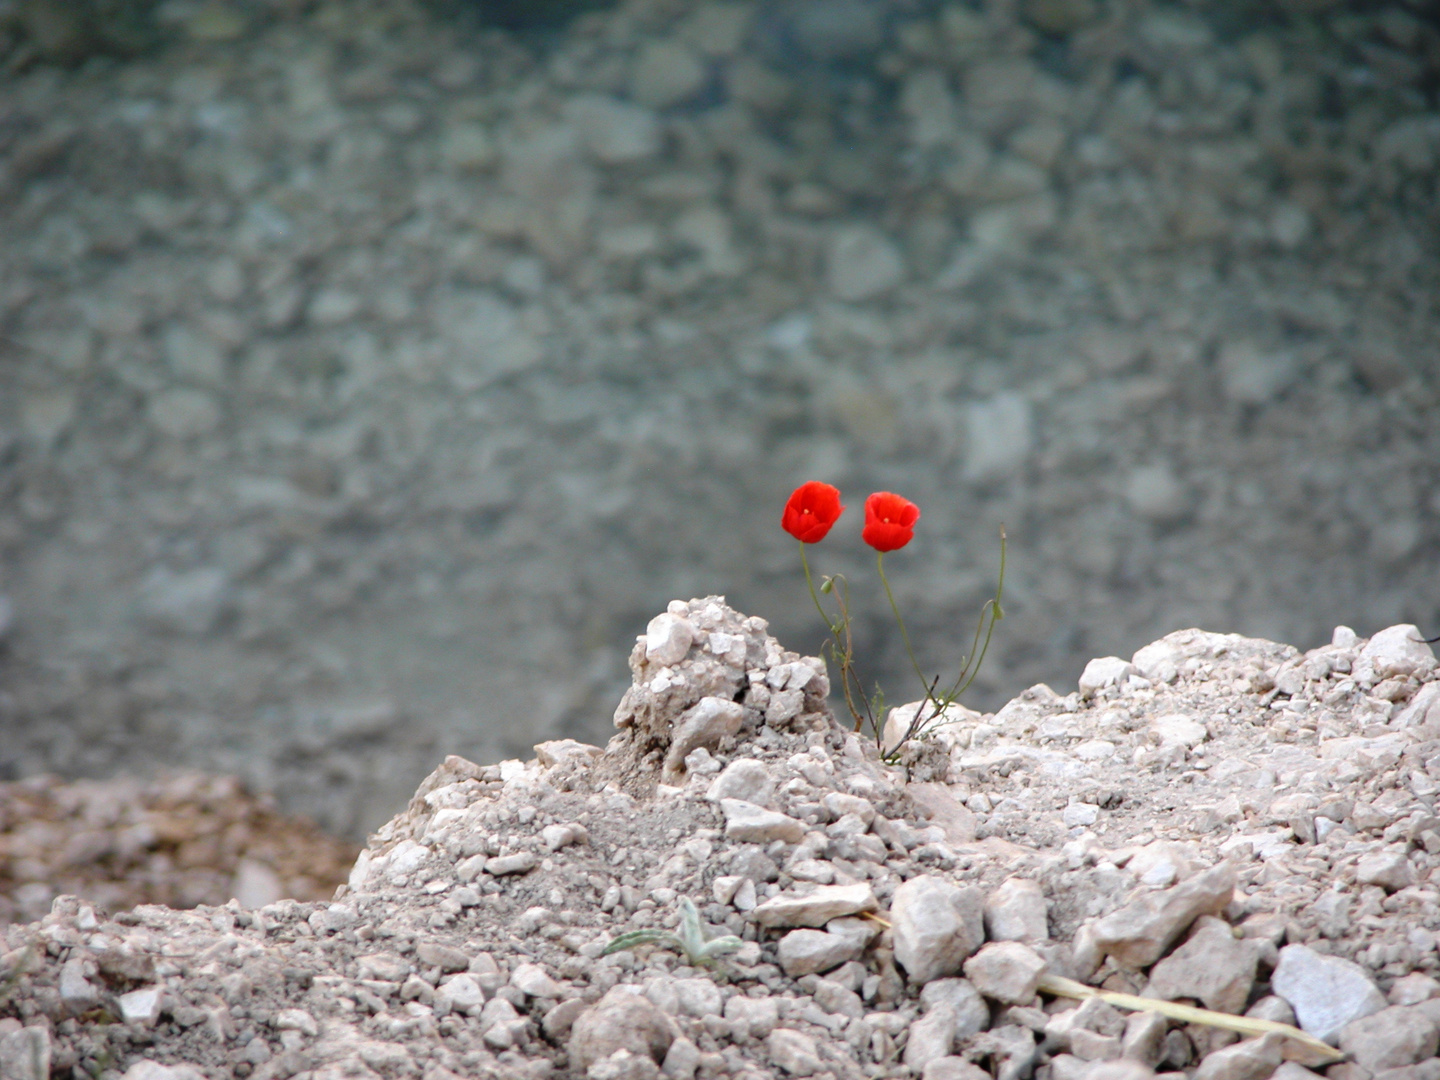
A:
1150,714,1207,750
118,987,164,1027
751,883,878,928
725,995,779,1039
58,958,100,1010
720,799,804,844
777,926,866,977
920,979,990,1037
512,962,564,999
904,1003,959,1070
434,973,486,1014
827,225,906,302
274,1008,318,1036
664,697,745,780
984,878,1049,942
766,1027,822,1076
646,613,694,666
120,1063,205,1080
1272,944,1387,1043
1361,624,1435,674
891,876,985,985
1078,657,1136,697
962,941,1047,1005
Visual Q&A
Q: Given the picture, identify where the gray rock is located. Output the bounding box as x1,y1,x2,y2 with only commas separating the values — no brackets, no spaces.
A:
1217,341,1299,406
485,851,537,876
1069,1028,1122,1061
588,1048,661,1080
892,875,986,985
905,1004,959,1070
664,698,745,780
1144,916,1259,1015
511,962,564,999
766,1027,822,1076
630,40,705,109
963,941,1047,1005
707,759,775,806
1121,1010,1167,1067
751,883,877,928
119,1064,206,1080
137,566,232,635
0,1028,51,1080
985,878,1050,941
1338,1006,1439,1071
720,799,805,844
921,1060,993,1080
57,957,100,1012
1390,973,1440,1006
1082,1064,1158,1080
777,926,863,977
920,978,991,1038
564,95,661,165
1361,624,1435,675
724,994,779,1039
569,988,677,1073
1079,657,1137,697
1272,944,1387,1043
826,225,906,302
1088,862,1236,969
660,1035,700,1080
1356,848,1416,892
1193,1032,1283,1080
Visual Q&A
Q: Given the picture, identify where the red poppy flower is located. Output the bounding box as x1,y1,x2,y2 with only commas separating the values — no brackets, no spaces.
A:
782,482,846,544
862,492,920,552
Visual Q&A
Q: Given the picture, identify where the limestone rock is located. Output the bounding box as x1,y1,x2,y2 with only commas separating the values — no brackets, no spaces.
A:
1088,862,1236,970
751,883,878,928
1145,916,1259,1015
963,941,1047,1005
892,876,985,985
1338,1006,1439,1072
984,877,1050,942
719,800,805,844
1272,944,1387,1044
569,988,677,1073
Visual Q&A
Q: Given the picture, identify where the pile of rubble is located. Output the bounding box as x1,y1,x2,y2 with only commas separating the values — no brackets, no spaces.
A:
4,598,1440,1080
0,772,357,927
2,0,1438,840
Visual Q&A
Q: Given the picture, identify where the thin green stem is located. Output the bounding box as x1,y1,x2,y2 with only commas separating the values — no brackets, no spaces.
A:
799,541,835,634
877,551,930,692
942,527,1007,701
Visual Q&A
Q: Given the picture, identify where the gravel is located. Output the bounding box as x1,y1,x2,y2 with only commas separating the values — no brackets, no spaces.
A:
4,598,1440,1078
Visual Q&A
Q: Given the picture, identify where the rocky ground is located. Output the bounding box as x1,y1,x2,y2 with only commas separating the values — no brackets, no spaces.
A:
1,0,1438,840
0,772,359,927
5,598,1440,1080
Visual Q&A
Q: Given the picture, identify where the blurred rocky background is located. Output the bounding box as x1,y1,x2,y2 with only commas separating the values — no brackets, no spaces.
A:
0,0,1436,840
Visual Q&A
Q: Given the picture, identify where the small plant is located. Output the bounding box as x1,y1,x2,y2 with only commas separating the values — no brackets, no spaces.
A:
602,897,743,968
783,482,1006,762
